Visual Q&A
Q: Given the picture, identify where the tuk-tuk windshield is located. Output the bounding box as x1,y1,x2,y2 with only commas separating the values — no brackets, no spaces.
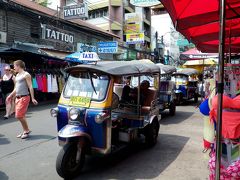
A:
63,72,109,101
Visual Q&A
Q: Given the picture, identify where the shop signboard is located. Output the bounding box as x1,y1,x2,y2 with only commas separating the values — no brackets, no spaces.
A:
63,3,88,20
41,24,74,44
77,43,97,52
124,24,140,34
125,13,141,24
97,41,118,54
126,33,144,44
130,0,160,7
128,50,137,60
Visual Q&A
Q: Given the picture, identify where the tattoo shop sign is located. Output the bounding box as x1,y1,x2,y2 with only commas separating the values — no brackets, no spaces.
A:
41,24,74,44
63,3,88,20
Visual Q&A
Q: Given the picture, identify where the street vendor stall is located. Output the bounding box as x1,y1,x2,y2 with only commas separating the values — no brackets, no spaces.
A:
161,0,240,179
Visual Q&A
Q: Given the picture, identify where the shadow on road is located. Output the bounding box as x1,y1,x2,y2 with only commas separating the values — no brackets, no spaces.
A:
74,134,189,180
161,110,194,125
0,134,10,145
0,171,9,180
25,134,56,141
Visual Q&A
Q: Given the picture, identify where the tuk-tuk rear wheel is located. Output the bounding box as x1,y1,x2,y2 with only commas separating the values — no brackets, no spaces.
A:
56,143,85,179
145,119,160,147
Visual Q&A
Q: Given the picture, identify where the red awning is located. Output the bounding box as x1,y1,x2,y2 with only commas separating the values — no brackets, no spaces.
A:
161,0,240,53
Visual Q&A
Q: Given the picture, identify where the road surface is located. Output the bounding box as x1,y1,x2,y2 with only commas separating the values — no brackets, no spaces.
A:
0,103,209,180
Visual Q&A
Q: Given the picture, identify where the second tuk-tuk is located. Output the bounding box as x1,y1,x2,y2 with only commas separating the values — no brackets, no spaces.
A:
156,63,177,116
50,61,161,179
171,68,199,104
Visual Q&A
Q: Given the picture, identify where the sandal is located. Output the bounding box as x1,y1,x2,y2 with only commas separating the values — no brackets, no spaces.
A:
16,131,31,138
3,115,9,120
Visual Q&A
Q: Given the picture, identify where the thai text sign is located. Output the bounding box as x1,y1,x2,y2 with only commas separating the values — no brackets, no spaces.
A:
126,33,144,44
130,0,160,7
125,13,141,23
124,24,140,34
97,41,118,54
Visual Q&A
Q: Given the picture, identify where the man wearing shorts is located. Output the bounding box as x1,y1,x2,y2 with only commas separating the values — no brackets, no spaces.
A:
7,60,38,139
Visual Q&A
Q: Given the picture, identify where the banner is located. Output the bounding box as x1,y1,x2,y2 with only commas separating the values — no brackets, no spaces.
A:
126,33,144,44
124,24,140,34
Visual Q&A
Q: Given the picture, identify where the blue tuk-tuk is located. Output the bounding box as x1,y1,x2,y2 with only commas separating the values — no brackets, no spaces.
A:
171,68,199,104
50,61,161,178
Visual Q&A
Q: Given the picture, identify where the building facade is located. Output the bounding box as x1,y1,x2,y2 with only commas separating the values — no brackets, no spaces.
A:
0,0,115,59
60,0,153,61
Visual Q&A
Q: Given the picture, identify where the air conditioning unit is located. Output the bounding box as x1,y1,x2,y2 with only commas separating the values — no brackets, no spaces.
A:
0,31,7,43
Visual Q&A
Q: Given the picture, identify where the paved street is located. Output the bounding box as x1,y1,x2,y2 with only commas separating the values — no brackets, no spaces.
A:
0,103,208,180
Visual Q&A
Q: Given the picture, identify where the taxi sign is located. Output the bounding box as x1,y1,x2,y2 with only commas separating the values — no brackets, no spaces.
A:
65,52,100,63
79,52,100,61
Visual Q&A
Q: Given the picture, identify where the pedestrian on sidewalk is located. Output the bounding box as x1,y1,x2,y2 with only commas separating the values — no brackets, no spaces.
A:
6,60,38,139
1,65,15,119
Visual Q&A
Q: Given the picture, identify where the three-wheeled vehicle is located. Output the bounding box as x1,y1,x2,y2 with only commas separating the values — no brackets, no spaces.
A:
171,68,199,104
50,61,161,179
156,63,177,115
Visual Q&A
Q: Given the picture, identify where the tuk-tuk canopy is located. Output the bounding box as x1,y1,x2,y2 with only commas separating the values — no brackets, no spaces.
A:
156,63,176,75
174,68,199,76
66,60,161,76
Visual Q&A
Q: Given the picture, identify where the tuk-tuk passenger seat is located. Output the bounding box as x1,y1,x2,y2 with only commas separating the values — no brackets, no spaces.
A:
141,88,157,114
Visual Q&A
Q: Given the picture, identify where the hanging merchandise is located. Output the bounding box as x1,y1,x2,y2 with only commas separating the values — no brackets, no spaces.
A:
51,75,59,93
42,74,48,93
32,76,38,89
36,74,43,91
47,74,52,93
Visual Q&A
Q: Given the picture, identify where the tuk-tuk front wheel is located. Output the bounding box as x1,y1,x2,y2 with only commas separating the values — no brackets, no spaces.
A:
145,119,160,147
56,143,85,179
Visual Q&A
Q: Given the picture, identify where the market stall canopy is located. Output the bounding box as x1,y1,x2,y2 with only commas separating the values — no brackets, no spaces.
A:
66,60,161,76
161,0,240,53
156,63,176,74
180,48,218,60
183,59,217,66
175,68,199,76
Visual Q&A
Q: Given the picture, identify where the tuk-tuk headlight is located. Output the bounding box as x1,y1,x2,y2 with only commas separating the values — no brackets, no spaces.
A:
50,108,58,117
69,108,80,120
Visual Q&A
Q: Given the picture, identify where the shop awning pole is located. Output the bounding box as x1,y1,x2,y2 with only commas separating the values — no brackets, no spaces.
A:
215,0,226,179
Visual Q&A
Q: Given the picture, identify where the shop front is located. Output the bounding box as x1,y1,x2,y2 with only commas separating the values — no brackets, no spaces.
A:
0,0,116,105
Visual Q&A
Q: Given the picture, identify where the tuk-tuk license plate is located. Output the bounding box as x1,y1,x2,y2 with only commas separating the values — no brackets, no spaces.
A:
69,96,91,107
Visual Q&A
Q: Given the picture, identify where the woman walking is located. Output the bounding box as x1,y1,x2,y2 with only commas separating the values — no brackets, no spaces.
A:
1,65,15,119
7,60,38,139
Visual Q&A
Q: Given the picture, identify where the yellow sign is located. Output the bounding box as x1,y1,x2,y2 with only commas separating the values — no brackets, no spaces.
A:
124,24,140,34
125,13,141,24
69,96,91,107
126,33,144,44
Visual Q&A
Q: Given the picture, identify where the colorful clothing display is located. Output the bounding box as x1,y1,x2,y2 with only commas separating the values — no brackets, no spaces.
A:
32,77,38,89
51,75,58,93
42,74,48,93
47,74,52,93
36,74,43,91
